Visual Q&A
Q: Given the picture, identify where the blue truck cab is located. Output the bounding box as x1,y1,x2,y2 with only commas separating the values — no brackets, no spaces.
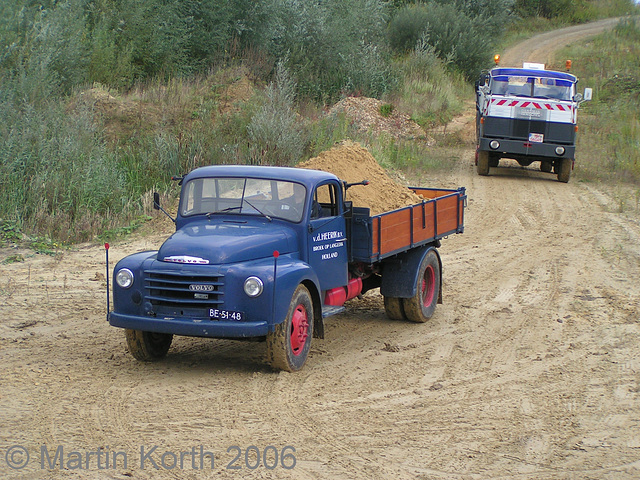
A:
109,165,466,371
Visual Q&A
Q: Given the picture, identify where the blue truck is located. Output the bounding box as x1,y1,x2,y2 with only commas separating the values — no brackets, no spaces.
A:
475,60,592,182
108,165,466,371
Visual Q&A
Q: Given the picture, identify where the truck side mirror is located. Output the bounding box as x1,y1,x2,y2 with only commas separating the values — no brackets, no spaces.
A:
153,192,177,224
583,88,592,101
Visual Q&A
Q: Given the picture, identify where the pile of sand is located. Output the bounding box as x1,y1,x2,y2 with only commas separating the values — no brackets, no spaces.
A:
329,97,430,142
297,141,423,215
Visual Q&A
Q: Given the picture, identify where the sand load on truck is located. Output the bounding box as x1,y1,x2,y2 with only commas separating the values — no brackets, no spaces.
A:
297,141,423,215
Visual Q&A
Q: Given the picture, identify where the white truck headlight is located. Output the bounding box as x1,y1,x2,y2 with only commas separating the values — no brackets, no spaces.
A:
116,268,134,288
555,146,565,155
244,277,264,297
490,140,500,150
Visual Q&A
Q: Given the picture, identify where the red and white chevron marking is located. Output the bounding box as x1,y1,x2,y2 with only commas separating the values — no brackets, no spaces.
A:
490,98,572,112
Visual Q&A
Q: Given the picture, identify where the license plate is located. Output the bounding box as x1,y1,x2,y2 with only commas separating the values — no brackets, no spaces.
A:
209,309,244,321
529,133,544,143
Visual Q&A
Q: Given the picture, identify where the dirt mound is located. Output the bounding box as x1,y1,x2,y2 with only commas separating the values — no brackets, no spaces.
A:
329,96,431,143
74,67,257,143
297,141,423,215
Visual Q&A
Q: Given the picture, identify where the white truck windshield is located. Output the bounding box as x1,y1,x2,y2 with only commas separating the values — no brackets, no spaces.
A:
491,76,573,101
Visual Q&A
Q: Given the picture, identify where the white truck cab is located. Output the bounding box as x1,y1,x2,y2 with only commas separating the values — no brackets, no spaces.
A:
475,57,592,183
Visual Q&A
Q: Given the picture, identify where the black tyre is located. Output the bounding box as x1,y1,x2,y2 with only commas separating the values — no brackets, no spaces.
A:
477,150,490,176
557,158,572,183
384,296,406,320
402,249,441,323
540,161,552,173
489,154,499,168
267,285,313,372
125,329,173,361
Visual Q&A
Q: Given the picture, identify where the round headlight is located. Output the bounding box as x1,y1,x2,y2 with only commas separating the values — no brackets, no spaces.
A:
489,140,500,150
555,146,565,156
116,268,134,289
244,277,264,297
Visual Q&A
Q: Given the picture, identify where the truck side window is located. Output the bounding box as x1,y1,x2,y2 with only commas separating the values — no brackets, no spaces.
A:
313,183,338,218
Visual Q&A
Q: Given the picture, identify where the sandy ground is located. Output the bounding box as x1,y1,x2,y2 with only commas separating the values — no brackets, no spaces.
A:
2,19,640,480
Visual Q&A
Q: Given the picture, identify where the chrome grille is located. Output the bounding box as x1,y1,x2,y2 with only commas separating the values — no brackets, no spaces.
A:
144,270,223,316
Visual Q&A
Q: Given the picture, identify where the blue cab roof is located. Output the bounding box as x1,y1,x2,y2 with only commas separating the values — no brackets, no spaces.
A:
184,164,340,188
491,67,577,84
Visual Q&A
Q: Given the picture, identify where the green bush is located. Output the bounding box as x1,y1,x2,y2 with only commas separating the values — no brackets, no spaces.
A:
388,6,432,53
380,103,394,117
262,0,393,100
388,1,506,80
247,62,304,166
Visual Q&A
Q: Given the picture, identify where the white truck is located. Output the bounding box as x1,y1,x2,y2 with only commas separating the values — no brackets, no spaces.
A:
475,61,592,182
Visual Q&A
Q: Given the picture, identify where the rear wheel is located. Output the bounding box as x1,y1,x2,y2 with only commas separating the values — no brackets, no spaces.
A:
557,158,572,183
125,329,173,361
402,250,441,323
477,150,490,176
267,285,313,372
384,296,406,320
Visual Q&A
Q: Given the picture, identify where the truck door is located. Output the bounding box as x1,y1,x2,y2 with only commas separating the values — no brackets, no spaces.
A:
307,181,348,290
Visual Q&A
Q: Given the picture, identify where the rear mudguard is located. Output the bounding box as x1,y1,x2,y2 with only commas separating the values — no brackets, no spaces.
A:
379,245,443,304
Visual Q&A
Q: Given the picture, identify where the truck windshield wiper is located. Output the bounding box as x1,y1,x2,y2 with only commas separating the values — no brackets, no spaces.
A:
206,206,242,217
243,199,272,222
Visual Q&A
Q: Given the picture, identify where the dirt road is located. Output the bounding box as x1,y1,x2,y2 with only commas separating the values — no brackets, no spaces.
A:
2,19,640,480
499,17,626,67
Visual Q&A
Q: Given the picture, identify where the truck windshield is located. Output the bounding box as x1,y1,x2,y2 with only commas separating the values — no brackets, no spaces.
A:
180,177,307,223
491,76,573,101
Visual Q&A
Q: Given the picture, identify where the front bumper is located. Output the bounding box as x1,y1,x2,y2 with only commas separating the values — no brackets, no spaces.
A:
479,137,575,159
109,312,269,338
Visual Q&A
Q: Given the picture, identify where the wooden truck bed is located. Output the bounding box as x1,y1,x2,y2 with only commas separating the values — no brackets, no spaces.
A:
349,187,466,264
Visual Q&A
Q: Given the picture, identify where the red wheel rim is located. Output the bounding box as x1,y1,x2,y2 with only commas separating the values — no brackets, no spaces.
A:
289,303,309,356
421,265,436,308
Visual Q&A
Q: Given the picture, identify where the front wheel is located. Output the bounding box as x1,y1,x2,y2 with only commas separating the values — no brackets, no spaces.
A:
402,249,441,323
477,150,490,176
557,158,572,183
267,285,313,372
125,329,173,361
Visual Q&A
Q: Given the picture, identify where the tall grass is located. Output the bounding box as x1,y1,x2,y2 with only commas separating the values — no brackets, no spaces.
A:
0,86,127,242
561,18,640,183
388,41,469,129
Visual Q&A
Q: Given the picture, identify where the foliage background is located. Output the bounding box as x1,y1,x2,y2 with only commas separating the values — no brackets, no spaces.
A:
0,0,637,244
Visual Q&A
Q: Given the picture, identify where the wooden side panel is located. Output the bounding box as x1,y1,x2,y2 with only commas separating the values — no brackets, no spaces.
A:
379,208,412,256
413,188,454,200
435,195,460,235
363,187,465,263
371,217,380,257
412,202,436,243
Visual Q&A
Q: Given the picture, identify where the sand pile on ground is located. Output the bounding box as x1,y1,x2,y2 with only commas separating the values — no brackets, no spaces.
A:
297,141,423,215
329,97,430,142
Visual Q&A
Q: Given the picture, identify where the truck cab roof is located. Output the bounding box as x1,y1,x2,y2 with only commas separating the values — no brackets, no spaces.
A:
184,165,340,189
490,67,577,85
